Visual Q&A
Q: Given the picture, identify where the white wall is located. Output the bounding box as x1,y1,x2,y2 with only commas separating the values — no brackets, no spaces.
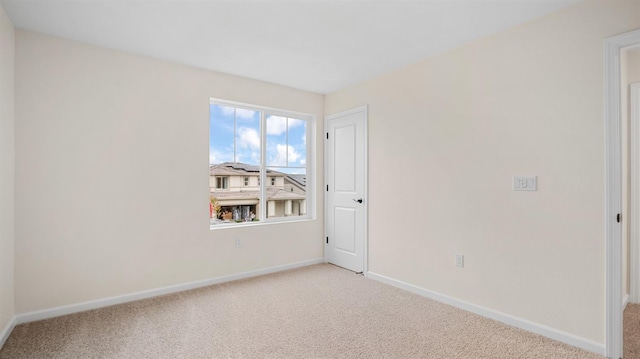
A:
0,2,15,341
630,50,640,83
325,0,640,344
14,30,324,313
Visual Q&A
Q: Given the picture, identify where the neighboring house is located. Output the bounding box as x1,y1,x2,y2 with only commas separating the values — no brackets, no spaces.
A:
210,162,306,223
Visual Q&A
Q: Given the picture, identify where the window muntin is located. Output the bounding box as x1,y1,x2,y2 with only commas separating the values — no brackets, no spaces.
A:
209,99,313,227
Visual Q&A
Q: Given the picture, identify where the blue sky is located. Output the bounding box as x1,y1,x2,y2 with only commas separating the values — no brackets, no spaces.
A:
209,104,306,172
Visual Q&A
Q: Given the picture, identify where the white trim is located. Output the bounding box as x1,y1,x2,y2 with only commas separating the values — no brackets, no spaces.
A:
631,82,640,304
624,293,630,310
208,97,316,228
0,316,16,349
14,258,323,325
362,106,369,274
605,28,640,359
366,271,605,356
324,105,369,274
209,97,313,120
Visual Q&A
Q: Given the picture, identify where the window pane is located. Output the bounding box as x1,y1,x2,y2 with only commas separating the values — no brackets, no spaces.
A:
234,108,260,166
209,104,235,165
266,167,306,219
287,118,306,167
210,105,262,226
266,115,287,166
210,164,261,225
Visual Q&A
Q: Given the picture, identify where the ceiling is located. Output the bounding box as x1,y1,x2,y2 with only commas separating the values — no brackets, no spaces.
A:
0,0,581,94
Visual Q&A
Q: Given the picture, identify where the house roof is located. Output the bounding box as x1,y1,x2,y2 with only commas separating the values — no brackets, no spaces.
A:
268,189,306,201
213,190,260,201
212,187,305,203
285,174,306,188
210,162,285,177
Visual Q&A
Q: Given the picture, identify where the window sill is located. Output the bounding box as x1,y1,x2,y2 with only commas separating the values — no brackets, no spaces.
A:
209,216,314,230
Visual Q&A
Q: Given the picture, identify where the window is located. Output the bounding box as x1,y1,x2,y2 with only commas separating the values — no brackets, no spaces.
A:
216,176,228,190
209,99,313,227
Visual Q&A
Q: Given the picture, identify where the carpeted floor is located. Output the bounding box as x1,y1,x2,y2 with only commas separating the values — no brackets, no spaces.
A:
0,264,603,358
626,303,640,358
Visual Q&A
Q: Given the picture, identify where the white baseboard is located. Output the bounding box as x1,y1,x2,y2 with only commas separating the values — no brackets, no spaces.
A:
366,271,605,356
15,258,324,325
0,316,16,349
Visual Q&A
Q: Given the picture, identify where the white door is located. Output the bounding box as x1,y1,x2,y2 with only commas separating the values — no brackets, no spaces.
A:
325,106,367,273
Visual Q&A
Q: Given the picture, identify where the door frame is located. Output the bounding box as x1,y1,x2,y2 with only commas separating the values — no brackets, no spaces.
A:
605,28,640,359
632,83,640,304
324,105,369,274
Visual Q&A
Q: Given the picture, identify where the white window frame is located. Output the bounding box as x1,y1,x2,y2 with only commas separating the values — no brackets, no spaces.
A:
209,98,316,228
216,176,229,190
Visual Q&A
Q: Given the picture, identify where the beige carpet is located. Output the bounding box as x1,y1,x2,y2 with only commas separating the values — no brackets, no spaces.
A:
0,264,602,359
626,303,640,358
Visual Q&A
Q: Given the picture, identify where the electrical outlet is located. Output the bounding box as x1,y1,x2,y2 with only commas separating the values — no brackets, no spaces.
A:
235,238,242,248
455,254,464,268
513,176,537,191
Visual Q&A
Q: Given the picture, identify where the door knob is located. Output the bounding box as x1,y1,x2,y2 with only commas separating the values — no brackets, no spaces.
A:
353,198,363,204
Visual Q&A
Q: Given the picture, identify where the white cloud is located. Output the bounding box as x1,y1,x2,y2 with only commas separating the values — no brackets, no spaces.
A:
237,151,260,165
286,145,301,162
272,144,301,166
236,109,257,120
267,116,287,135
209,148,234,164
237,127,260,150
288,118,304,129
220,106,256,120
267,116,303,136
220,106,234,116
236,127,261,164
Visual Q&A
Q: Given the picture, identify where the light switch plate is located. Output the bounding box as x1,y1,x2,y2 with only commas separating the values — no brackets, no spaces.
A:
513,176,537,191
